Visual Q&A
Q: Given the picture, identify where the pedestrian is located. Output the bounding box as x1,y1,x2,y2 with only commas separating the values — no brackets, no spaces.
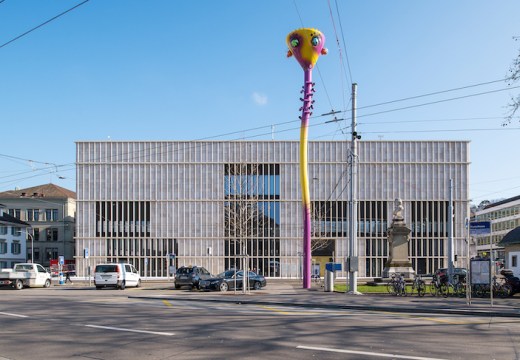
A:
65,270,73,284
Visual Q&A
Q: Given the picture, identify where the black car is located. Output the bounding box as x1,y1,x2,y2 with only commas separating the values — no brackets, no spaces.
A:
174,266,212,290
501,269,520,294
199,270,267,292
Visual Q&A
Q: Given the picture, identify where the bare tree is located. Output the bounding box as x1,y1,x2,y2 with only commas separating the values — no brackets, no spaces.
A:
224,163,267,274
311,201,334,253
505,37,520,124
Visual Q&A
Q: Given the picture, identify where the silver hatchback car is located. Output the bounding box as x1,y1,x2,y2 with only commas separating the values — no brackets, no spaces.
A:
174,266,212,290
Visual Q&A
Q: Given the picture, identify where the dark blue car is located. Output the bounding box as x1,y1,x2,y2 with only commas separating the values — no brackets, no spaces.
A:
199,270,267,292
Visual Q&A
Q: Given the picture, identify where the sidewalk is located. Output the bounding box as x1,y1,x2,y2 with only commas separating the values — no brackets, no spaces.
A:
119,279,520,318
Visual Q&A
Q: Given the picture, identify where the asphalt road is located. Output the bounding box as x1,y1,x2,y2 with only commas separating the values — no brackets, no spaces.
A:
0,286,519,360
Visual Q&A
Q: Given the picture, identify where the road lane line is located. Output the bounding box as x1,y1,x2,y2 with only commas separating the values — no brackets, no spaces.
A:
85,324,174,336
0,312,28,318
162,300,173,307
297,345,448,360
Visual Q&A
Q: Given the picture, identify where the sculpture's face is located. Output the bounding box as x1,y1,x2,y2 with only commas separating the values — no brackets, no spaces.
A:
286,28,327,70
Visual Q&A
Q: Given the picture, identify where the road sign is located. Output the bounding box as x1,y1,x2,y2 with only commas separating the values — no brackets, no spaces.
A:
84,248,89,259
59,256,65,265
470,221,491,236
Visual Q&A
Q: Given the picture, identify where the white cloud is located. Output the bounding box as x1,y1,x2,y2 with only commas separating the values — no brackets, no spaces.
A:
252,92,268,106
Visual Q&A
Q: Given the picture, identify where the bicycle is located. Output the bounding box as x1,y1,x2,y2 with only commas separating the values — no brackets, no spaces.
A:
387,273,407,296
387,273,397,295
311,274,323,288
429,274,449,297
410,274,426,297
451,274,467,298
475,276,512,298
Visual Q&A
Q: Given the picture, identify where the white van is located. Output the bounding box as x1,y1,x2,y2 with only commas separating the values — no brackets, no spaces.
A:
94,263,141,290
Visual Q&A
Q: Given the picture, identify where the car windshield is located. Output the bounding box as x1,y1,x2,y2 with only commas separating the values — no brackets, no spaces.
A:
217,270,236,278
176,267,193,275
95,265,118,273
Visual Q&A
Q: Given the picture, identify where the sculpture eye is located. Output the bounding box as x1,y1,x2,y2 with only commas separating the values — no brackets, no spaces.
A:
290,38,300,48
311,36,320,47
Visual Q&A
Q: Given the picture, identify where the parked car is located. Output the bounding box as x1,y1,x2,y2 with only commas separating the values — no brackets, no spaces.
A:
199,270,267,292
501,269,520,294
174,266,212,290
94,263,141,290
434,267,467,283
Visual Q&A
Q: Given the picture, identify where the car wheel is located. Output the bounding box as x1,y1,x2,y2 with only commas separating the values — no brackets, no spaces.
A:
119,281,126,290
253,281,261,290
175,284,181,289
14,279,23,290
219,282,229,292
44,279,51,288
96,286,102,290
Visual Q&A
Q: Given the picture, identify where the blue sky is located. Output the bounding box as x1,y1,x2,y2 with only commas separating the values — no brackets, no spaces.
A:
0,0,519,204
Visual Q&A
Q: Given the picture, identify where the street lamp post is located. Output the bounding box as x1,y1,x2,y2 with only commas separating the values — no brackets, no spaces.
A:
26,231,34,263
17,229,33,263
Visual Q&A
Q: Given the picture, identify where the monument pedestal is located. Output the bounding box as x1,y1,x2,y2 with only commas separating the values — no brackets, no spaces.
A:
382,220,415,279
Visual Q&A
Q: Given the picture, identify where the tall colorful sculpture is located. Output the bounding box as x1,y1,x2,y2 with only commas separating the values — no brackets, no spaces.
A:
286,28,327,288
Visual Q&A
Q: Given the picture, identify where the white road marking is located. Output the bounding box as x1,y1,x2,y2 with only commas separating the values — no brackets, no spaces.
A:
297,345,448,360
0,312,28,318
85,324,174,336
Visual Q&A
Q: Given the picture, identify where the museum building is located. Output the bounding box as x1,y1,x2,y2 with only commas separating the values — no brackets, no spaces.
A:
75,140,470,279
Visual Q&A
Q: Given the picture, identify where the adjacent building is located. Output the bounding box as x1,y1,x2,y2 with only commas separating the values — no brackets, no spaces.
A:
0,184,76,267
76,140,470,279
472,195,520,261
0,204,30,268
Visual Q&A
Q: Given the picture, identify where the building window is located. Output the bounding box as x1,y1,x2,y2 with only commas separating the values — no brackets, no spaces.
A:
11,227,22,236
26,209,34,221
11,242,21,255
33,248,40,261
46,228,58,241
34,228,40,241
96,201,150,237
0,241,7,254
34,209,40,222
0,226,7,235
45,247,58,260
45,209,59,221
512,255,518,268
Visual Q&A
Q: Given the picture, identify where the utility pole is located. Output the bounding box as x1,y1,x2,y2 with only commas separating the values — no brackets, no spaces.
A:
348,83,360,294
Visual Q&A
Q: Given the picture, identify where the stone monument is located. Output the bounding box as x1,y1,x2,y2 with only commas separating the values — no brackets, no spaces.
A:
382,199,415,278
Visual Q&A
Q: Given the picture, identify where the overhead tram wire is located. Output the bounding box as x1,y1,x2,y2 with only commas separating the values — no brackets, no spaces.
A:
0,0,90,49
5,80,514,184
333,0,353,87
357,79,506,111
68,79,519,165
326,0,349,112
359,127,520,135
346,85,520,122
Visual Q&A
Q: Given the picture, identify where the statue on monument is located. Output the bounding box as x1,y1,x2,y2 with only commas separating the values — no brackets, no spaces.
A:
392,198,404,222
383,198,415,278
